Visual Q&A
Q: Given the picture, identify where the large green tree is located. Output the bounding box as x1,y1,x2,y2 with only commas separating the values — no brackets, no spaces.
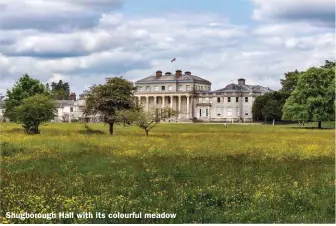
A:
282,66,335,128
15,94,57,134
4,74,46,122
83,77,136,135
49,80,71,100
280,70,301,94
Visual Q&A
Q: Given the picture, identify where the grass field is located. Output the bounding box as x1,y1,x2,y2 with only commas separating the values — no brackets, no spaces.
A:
0,122,335,223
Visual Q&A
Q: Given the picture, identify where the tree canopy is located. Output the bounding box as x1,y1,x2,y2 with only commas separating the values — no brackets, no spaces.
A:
282,65,335,127
15,93,57,134
4,74,46,122
48,80,71,100
83,77,136,135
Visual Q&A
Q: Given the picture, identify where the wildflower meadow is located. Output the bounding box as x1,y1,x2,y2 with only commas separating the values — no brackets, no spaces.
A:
0,123,335,223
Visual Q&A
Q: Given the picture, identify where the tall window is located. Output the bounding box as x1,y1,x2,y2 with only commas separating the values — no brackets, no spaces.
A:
168,85,172,91
236,107,239,116
186,85,191,91
228,97,231,102
217,108,221,116
227,108,232,117
154,86,159,91
161,86,165,91
245,97,248,102
139,86,143,92
206,108,208,116
244,107,249,116
70,107,73,112
146,86,150,91
236,97,239,102
199,108,202,117
217,97,220,103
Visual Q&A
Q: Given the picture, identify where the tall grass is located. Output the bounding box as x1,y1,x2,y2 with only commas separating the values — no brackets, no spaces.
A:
0,123,334,223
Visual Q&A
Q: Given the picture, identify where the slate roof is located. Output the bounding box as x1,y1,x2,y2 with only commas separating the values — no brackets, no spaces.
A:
136,72,211,84
215,83,273,93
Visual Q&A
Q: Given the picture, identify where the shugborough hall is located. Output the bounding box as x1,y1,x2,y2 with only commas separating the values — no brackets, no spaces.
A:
0,70,273,123
135,70,273,122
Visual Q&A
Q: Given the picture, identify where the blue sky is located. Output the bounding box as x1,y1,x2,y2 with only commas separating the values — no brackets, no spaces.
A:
0,0,334,95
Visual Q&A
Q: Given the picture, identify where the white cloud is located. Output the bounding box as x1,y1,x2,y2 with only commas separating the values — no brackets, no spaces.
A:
252,0,335,27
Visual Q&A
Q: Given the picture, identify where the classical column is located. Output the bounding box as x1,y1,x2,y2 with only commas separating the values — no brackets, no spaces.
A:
162,96,165,108
186,95,190,119
178,96,181,119
154,96,157,108
170,96,173,109
146,96,149,110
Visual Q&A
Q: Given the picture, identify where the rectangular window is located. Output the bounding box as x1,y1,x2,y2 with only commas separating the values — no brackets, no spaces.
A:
244,108,249,116
70,107,73,112
168,85,172,91
161,86,165,91
186,85,191,91
236,107,239,116
199,108,202,117
217,108,221,116
154,86,159,91
178,85,183,91
236,97,239,102
245,97,248,102
206,108,208,117
217,97,220,103
138,86,143,92
146,86,150,91
228,97,231,102
227,108,232,117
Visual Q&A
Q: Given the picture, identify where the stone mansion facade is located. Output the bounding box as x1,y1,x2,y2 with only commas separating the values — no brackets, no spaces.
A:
0,70,273,123
135,70,273,122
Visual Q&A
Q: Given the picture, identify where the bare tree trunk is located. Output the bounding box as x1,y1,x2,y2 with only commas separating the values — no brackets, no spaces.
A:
145,129,149,136
109,122,114,135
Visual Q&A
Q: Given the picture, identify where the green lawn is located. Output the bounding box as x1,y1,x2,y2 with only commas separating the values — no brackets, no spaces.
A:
0,123,335,223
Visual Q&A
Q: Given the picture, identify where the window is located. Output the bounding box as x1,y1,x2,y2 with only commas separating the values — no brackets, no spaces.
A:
236,97,239,102
206,109,208,117
168,85,172,91
186,85,191,91
138,86,143,92
236,107,239,116
70,107,73,112
217,97,220,103
146,86,150,91
245,97,248,102
199,108,202,117
228,97,231,102
244,108,249,116
178,85,183,91
198,86,200,90
154,86,159,91
227,108,232,117
161,86,165,91
217,108,221,116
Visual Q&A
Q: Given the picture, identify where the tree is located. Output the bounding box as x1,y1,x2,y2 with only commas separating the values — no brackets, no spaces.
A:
50,80,71,100
282,66,335,128
4,74,46,122
83,77,136,135
15,94,57,134
133,107,178,136
280,70,301,94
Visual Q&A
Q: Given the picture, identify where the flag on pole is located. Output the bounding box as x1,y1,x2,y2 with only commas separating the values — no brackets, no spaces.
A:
171,58,176,62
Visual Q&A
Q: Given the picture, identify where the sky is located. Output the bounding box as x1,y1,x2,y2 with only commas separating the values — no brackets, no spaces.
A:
0,0,335,95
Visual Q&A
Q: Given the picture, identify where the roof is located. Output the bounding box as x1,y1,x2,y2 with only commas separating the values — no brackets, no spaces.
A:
136,72,211,84
215,83,273,93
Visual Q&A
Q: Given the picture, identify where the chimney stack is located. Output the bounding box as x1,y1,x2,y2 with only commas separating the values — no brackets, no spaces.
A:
165,72,172,76
71,93,76,101
238,78,245,85
156,70,162,77
185,71,191,75
176,70,182,78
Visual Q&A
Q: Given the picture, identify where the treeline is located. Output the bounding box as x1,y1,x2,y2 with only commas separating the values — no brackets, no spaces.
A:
252,60,335,128
3,75,176,135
